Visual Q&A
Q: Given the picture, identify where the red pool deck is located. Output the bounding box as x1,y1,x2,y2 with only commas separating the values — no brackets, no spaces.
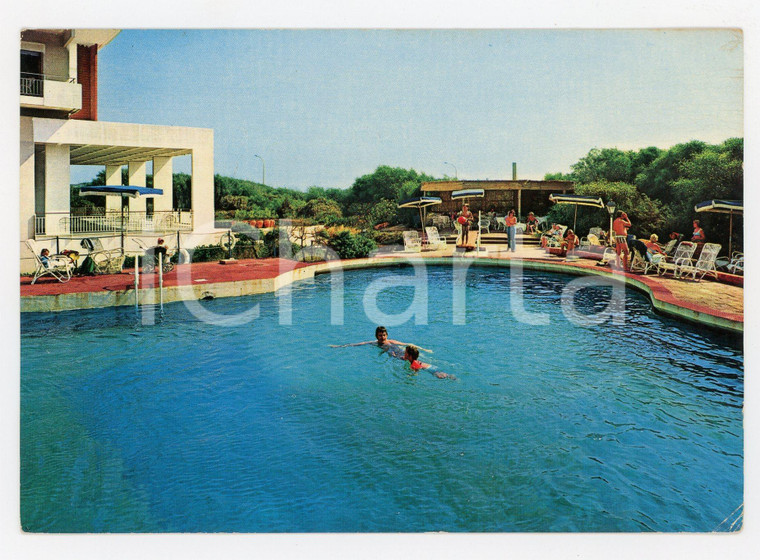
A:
20,254,743,333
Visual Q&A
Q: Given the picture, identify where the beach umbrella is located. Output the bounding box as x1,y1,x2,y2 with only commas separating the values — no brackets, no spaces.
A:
695,199,743,256
77,185,164,251
548,193,604,231
451,188,485,202
397,196,443,229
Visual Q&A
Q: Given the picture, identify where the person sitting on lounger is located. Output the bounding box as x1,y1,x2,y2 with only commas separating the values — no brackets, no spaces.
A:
404,346,454,379
541,223,563,248
525,212,539,234
562,229,578,252
39,248,51,268
691,220,706,243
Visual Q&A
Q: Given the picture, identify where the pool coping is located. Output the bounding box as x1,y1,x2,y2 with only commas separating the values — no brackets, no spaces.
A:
20,255,743,334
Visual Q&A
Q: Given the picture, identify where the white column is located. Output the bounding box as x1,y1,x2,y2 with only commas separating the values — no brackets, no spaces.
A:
517,188,522,220
44,144,71,235
20,118,36,241
128,161,147,213
152,156,173,212
105,164,122,213
190,132,215,231
66,42,78,81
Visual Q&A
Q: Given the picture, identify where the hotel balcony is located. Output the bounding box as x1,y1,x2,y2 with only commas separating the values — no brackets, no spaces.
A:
21,73,82,113
33,210,194,237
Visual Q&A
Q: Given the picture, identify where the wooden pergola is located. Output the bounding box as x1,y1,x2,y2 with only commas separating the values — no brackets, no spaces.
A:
421,179,575,219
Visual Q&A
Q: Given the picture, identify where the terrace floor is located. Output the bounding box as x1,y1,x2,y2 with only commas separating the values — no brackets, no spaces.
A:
21,244,743,332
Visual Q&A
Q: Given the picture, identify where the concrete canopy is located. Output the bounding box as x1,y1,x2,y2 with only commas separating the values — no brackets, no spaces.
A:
69,144,191,166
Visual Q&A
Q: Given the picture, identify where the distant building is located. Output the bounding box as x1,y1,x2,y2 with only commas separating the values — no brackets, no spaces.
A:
20,29,218,272
421,179,574,218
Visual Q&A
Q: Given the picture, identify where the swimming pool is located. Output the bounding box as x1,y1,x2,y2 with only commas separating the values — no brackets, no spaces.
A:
20,266,743,532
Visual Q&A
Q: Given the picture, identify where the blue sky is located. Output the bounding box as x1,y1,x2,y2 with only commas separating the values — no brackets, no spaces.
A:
79,28,742,189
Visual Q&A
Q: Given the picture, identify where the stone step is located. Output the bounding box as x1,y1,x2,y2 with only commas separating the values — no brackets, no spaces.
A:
443,233,540,245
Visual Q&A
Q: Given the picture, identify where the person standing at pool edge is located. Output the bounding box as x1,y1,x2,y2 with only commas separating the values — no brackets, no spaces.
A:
505,209,517,252
458,203,474,247
612,211,632,271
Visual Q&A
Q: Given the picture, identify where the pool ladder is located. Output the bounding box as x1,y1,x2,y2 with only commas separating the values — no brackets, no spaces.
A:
134,253,165,323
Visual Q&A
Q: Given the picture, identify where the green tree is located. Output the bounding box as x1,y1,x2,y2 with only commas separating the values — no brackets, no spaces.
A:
298,198,343,224
546,181,668,238
349,166,434,203
634,140,707,202
570,148,636,184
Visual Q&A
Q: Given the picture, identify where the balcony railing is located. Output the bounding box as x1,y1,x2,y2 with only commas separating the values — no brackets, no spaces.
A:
34,210,194,236
21,73,44,96
21,72,76,97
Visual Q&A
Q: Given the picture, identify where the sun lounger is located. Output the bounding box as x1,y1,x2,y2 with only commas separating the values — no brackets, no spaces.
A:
402,230,422,252
26,239,75,284
424,227,447,251
656,241,697,277
676,243,721,281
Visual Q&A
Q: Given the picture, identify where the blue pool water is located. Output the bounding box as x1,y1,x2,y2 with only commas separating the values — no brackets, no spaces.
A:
21,266,743,532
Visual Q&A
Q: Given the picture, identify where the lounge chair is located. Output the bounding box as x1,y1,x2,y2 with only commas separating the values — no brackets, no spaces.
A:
656,241,697,277
629,240,665,274
402,230,422,252
424,227,447,251
26,239,74,284
542,225,568,249
80,237,126,274
675,242,721,281
726,254,744,275
717,251,742,271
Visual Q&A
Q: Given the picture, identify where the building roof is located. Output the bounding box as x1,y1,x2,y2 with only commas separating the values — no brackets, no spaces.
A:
422,179,574,192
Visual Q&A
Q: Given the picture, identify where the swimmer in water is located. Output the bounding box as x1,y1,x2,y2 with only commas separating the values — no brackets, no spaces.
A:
404,345,455,380
330,326,433,354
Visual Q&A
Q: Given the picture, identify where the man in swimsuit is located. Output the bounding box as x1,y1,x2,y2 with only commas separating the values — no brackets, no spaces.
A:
612,211,632,271
330,326,432,356
404,346,454,379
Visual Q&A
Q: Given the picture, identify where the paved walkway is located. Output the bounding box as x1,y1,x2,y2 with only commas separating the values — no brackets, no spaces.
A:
21,245,744,332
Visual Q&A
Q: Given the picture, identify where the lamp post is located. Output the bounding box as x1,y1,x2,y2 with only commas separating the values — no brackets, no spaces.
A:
606,200,616,245
443,161,458,179
254,154,265,186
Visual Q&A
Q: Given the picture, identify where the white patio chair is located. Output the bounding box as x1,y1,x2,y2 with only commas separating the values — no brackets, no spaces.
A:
657,241,697,277
424,227,447,251
478,217,491,235
80,238,126,274
726,255,744,275
675,242,721,281
26,239,74,284
402,231,422,252
717,251,743,272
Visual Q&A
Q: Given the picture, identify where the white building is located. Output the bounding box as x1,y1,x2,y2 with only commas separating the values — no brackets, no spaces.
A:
20,29,219,272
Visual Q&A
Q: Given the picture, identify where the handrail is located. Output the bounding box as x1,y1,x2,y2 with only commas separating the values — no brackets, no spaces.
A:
34,210,194,236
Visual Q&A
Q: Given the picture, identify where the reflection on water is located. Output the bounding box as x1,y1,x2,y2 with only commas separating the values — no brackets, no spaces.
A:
21,267,743,532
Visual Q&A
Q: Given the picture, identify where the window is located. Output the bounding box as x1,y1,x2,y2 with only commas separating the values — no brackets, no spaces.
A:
21,50,43,96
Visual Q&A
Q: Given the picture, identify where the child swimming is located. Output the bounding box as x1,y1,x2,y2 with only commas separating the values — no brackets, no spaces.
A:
403,345,455,380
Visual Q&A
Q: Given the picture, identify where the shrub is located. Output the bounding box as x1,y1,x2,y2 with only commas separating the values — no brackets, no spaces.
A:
372,231,404,245
326,230,377,259
263,229,294,259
